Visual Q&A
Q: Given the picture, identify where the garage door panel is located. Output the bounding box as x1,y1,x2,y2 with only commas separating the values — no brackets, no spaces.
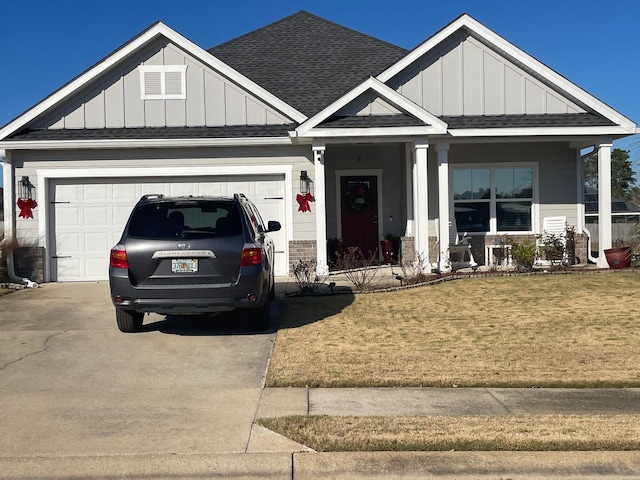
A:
199,183,226,196
112,183,139,202
56,258,82,280
85,232,111,252
168,183,196,196
83,184,109,201
57,207,81,227
85,258,108,281
254,180,282,198
55,184,80,202
57,232,81,253
51,175,287,281
84,206,110,227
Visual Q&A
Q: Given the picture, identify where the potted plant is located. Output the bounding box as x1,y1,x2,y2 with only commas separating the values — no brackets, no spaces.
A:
380,233,395,264
628,222,640,267
604,238,632,269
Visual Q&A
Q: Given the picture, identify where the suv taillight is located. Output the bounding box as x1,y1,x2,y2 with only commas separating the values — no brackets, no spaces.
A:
110,245,129,269
240,247,263,267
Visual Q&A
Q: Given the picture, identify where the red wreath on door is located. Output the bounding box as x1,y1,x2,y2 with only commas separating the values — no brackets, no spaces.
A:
17,198,37,219
296,193,314,212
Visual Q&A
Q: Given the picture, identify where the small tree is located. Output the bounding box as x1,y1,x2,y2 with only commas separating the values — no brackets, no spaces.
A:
584,148,639,201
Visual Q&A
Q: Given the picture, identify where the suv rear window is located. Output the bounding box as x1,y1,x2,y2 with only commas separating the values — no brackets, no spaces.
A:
127,201,243,239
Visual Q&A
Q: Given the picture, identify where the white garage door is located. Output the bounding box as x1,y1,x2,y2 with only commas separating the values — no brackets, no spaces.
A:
50,175,287,281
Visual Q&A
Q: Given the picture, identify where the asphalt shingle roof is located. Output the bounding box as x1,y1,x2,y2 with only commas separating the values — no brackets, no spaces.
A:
8,125,295,141
441,113,615,129
208,11,408,117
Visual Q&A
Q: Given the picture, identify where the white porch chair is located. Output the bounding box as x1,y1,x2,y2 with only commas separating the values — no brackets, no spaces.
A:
436,219,478,270
536,216,567,266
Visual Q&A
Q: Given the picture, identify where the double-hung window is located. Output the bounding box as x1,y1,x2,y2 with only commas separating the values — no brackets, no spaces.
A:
453,165,535,233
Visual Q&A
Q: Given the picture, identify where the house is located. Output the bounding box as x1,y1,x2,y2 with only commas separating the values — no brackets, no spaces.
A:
0,11,637,282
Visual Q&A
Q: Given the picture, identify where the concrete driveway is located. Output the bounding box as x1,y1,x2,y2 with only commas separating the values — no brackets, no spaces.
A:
0,282,290,459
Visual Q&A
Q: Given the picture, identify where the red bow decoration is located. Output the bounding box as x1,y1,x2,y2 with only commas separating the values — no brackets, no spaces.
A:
17,197,37,219
296,193,314,213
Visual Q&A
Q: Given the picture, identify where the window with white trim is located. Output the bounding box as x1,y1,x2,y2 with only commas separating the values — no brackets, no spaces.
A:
139,65,187,100
453,165,535,233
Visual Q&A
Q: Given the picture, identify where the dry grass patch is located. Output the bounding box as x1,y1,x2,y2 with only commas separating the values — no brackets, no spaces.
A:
258,414,640,452
268,272,640,387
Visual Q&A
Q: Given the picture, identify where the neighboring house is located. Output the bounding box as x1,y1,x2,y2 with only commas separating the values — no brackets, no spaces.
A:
583,187,640,256
0,11,637,282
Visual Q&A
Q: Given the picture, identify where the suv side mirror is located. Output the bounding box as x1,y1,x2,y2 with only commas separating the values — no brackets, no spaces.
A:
266,221,281,233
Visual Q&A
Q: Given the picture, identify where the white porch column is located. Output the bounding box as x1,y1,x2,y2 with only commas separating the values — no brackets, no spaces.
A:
313,141,328,274
597,141,613,268
404,143,414,237
413,140,430,271
437,142,450,271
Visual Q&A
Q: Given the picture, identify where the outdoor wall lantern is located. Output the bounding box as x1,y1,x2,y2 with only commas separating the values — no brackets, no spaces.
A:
17,176,37,219
299,170,310,194
296,170,315,213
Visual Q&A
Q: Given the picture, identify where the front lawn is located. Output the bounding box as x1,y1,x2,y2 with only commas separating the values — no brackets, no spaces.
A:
267,271,640,388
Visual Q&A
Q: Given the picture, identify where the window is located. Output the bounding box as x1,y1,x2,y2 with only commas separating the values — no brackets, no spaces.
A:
139,65,187,100
127,201,240,239
453,166,535,233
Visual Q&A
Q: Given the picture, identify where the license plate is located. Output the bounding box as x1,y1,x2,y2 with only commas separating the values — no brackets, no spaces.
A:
171,259,198,273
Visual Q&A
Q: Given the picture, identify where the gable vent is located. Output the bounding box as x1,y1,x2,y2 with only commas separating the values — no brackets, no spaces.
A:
139,65,187,100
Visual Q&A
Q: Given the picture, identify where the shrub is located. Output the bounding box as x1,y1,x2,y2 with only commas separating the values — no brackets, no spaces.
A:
399,252,430,285
536,231,566,270
510,239,537,273
334,247,381,292
291,259,327,293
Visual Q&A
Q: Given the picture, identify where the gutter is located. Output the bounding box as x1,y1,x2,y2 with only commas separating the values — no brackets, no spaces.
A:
1,150,38,288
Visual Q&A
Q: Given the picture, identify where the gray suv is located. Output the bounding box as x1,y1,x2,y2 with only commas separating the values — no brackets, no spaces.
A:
109,193,281,333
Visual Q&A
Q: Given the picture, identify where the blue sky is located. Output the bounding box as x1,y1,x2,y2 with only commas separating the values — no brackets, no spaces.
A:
0,0,638,186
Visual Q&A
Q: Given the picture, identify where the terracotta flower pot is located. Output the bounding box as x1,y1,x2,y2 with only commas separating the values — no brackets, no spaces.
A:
604,246,632,269
380,240,393,264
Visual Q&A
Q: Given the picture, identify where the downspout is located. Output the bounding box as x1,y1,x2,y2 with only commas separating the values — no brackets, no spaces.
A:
580,148,598,264
1,150,38,288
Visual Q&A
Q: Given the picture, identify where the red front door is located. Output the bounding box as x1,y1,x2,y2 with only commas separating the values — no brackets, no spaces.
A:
340,176,379,257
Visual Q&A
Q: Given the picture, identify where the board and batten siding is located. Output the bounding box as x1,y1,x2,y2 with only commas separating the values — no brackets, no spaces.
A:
33,40,290,130
389,31,586,117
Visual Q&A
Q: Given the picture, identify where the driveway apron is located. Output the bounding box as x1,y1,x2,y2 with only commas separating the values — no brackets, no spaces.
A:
0,282,275,457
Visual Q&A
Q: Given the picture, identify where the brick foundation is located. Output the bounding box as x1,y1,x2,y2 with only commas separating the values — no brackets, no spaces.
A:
14,246,45,283
288,240,317,273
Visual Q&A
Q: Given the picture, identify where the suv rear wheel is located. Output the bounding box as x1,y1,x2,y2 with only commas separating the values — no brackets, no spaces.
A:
116,309,144,333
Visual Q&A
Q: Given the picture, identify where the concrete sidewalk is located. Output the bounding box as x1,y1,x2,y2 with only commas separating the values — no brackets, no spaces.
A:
256,386,640,418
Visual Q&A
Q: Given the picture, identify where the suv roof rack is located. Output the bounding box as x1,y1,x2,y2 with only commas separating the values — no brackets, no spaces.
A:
233,193,248,202
140,194,164,201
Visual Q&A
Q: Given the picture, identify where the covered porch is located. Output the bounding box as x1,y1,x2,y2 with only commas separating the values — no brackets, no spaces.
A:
307,138,616,273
